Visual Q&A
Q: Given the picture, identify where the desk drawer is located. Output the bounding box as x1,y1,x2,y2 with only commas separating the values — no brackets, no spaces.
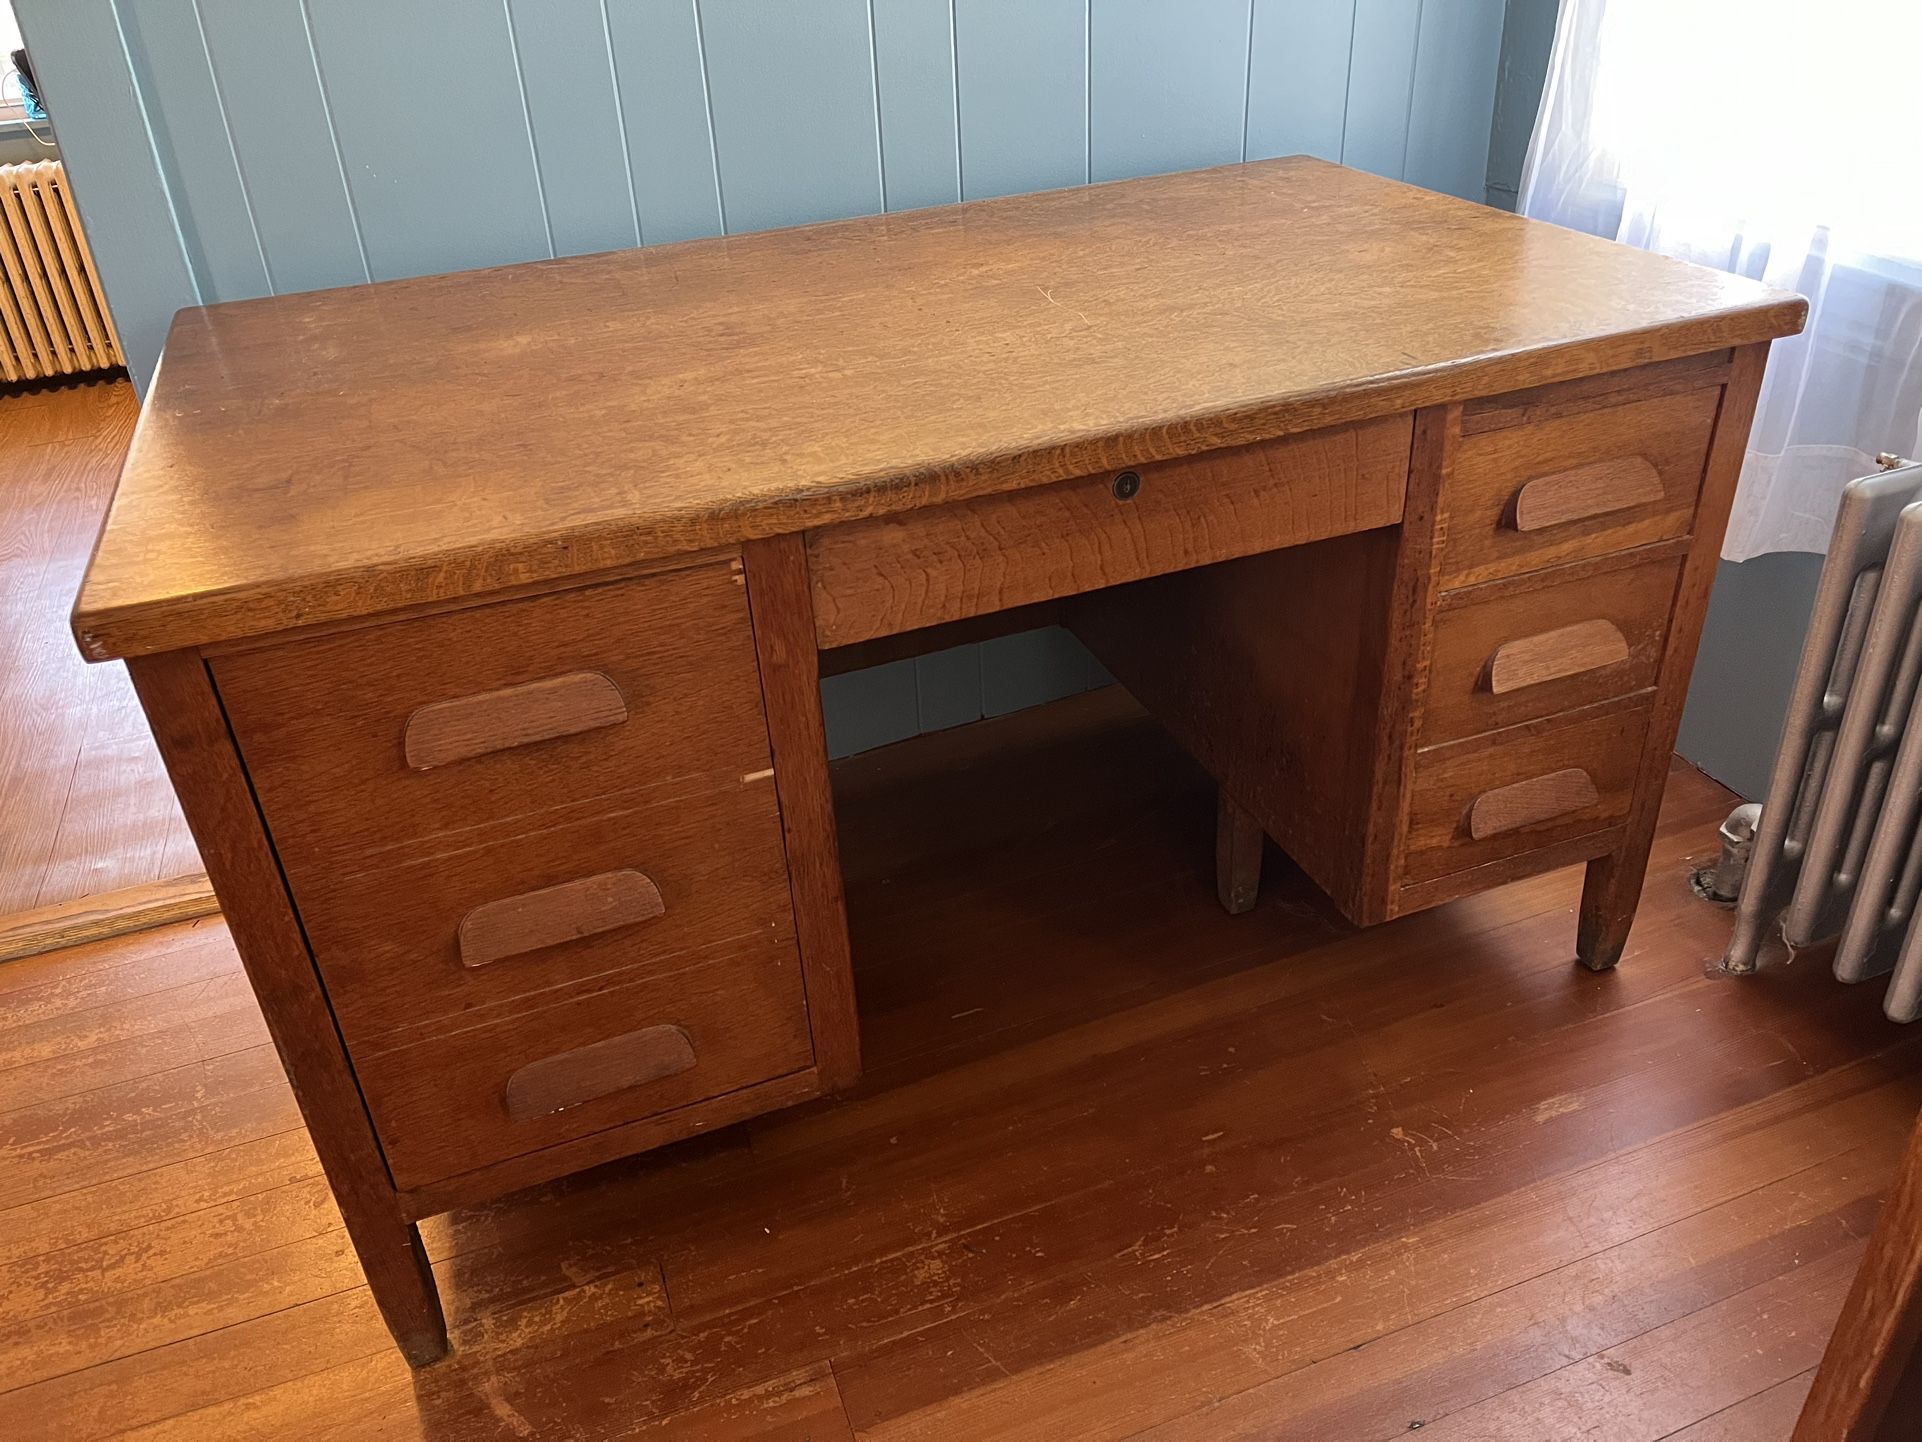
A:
806,414,1411,647
1420,548,1682,747
1439,386,1718,588
291,777,797,1049
1399,702,1650,886
354,935,814,1190
212,560,772,877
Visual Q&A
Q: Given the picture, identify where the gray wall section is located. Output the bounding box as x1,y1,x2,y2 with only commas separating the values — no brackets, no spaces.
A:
1676,555,1824,803
1483,0,1557,210
17,0,1512,760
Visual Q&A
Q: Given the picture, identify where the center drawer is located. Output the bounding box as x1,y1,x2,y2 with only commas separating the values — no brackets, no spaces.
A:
805,413,1412,647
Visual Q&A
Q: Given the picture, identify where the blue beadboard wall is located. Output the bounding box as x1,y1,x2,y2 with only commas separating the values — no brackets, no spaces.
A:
17,0,1509,758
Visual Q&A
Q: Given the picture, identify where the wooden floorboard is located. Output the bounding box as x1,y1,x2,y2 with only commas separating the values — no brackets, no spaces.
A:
0,689,1911,1439
0,379,198,919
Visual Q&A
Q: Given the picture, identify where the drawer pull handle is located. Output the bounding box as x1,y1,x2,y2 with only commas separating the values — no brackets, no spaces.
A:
504,1024,696,1122
1467,768,1599,841
1486,620,1631,695
1510,458,1664,532
458,869,665,969
404,671,627,770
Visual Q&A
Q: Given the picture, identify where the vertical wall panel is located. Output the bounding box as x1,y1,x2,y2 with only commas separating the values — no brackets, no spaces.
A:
821,661,921,760
302,0,551,280
915,646,985,734
196,0,368,295
981,629,1105,718
1404,0,1505,202
872,0,961,211
953,0,1087,199
12,0,198,390
1089,0,1250,182
1244,0,1356,163
507,0,640,257
699,0,883,233
607,0,724,244
114,0,268,301
1341,0,1422,180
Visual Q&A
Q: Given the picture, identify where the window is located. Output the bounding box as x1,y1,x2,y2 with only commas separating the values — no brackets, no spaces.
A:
3,9,34,125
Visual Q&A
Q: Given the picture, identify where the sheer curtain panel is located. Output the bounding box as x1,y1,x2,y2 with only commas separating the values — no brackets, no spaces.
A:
1520,0,1922,560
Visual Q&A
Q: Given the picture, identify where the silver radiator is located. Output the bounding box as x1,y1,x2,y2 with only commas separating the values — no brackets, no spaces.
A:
1727,458,1922,1018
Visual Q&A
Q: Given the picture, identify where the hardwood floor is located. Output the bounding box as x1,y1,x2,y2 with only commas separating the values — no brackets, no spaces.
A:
0,380,198,917
0,685,1911,1438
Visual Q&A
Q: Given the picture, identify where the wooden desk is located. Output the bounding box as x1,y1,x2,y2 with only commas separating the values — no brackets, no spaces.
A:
73,158,1806,1365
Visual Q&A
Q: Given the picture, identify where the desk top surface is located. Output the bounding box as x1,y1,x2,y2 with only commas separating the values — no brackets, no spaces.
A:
75,157,1804,661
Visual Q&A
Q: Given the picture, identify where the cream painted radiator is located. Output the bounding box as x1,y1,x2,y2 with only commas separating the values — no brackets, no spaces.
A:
1726,458,1922,1017
0,160,122,382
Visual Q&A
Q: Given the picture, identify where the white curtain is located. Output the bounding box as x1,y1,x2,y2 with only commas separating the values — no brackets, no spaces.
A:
1520,0,1922,561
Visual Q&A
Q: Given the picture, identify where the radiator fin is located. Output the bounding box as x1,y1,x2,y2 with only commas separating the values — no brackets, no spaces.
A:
0,161,124,383
1728,461,1922,1020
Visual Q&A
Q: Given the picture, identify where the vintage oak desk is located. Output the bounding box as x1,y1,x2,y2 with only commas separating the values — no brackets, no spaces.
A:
74,159,1806,1364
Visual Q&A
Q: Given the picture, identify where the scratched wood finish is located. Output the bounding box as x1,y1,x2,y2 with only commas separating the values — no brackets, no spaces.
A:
1400,698,1651,886
403,670,628,771
0,871,216,963
457,869,666,969
1797,1103,1922,1441
209,560,771,881
0,378,198,916
72,158,1805,661
289,778,796,1052
122,650,448,1365
1441,384,1722,587
502,1024,697,1123
1421,545,1684,745
742,534,863,1093
353,932,815,1191
806,414,1412,647
5,697,1916,1439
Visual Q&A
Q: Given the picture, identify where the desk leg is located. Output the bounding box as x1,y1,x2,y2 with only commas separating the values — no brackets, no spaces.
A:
128,651,449,1366
742,533,863,1091
1576,343,1770,972
1216,789,1264,914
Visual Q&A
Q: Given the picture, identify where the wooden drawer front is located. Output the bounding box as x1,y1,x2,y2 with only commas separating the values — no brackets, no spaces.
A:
354,937,814,1190
1421,549,1682,746
806,413,1412,647
1400,703,1651,885
290,779,797,1049
212,561,771,876
1440,386,1718,587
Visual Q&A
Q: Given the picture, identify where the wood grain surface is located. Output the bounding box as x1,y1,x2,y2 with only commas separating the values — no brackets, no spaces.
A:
1421,544,1684,745
0,872,217,963
73,158,1804,661
806,413,1410,647
2,692,1911,1439
0,380,198,916
457,869,666,969
1441,384,1721,587
403,670,628,771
